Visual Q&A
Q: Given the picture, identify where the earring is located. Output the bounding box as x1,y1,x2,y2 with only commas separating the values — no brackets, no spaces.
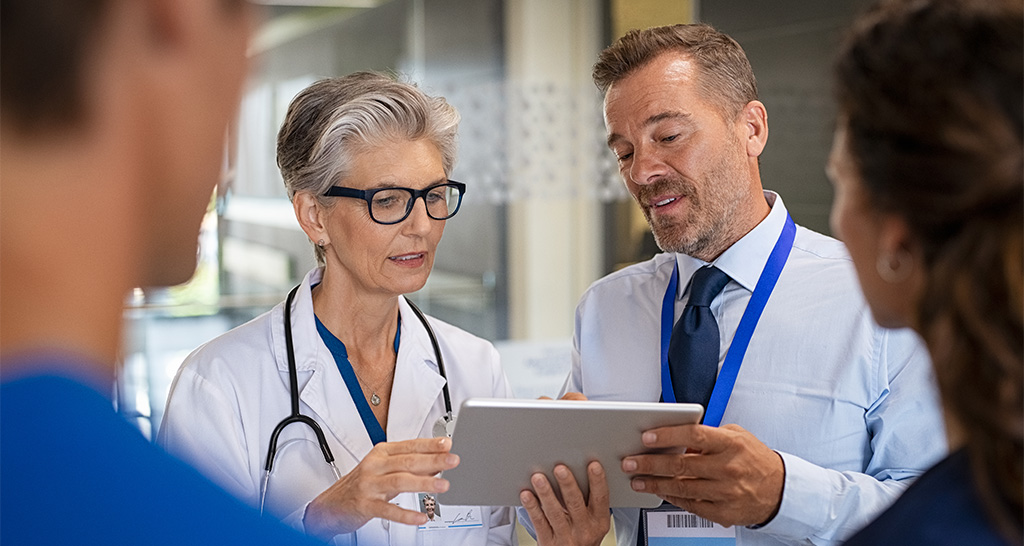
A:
876,248,912,283
317,239,326,248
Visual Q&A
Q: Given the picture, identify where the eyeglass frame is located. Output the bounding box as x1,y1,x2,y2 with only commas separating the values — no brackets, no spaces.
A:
322,181,467,225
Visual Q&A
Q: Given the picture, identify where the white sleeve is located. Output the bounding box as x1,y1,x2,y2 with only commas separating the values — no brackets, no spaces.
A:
157,362,259,507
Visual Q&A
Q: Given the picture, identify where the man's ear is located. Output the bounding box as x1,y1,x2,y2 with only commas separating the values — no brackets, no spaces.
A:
293,192,330,246
737,100,768,158
142,0,183,47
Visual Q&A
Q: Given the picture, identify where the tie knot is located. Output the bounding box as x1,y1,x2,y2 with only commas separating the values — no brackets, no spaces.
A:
686,266,731,307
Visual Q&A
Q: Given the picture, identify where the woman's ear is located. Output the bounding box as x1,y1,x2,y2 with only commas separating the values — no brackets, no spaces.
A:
293,192,329,246
876,215,921,285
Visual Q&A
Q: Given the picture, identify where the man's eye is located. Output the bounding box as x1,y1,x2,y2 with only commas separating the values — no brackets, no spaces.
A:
662,134,678,142
617,152,633,162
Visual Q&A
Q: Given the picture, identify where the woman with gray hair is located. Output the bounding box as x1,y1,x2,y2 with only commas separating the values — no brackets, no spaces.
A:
159,72,517,545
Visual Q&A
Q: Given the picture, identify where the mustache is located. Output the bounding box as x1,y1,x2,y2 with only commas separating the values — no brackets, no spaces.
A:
633,176,697,208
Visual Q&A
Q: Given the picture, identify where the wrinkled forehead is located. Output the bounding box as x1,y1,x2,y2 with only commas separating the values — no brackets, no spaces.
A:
603,54,700,113
602,57,717,148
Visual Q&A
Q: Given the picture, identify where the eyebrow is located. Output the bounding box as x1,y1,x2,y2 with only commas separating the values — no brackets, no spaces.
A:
606,111,693,148
365,176,448,190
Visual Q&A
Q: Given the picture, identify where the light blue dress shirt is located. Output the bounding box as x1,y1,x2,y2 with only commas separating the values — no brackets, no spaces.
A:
565,192,946,545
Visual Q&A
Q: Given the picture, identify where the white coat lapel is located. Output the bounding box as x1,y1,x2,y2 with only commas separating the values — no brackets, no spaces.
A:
279,268,375,462
387,297,447,442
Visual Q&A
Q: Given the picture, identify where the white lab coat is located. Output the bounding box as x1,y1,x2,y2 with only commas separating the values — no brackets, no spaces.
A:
158,267,517,545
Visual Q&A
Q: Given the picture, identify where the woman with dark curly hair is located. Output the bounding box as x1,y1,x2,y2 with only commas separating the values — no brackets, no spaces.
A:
829,0,1022,544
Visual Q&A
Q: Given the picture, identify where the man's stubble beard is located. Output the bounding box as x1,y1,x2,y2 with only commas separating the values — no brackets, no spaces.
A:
638,167,744,260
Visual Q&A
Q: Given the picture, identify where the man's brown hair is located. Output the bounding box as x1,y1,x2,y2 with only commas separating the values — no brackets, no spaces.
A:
593,23,758,118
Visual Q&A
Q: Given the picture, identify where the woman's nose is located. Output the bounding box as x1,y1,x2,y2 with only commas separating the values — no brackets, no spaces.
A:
404,196,435,233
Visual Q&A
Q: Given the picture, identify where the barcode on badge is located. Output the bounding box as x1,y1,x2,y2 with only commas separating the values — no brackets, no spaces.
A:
666,513,714,529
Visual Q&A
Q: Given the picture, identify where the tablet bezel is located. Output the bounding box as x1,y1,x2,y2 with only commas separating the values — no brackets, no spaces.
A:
439,398,703,508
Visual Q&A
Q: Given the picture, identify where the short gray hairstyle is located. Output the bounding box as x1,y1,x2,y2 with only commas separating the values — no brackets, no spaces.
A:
276,72,460,265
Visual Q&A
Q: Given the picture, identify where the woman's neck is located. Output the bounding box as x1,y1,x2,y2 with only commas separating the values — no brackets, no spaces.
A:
311,266,401,430
310,268,400,364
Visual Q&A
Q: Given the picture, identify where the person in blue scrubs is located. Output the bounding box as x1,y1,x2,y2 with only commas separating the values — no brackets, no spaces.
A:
830,0,1022,544
0,1,325,544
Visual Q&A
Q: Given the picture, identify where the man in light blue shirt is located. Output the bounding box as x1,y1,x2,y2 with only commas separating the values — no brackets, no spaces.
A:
518,23,946,546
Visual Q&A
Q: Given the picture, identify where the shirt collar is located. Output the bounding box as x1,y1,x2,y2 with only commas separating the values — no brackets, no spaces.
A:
674,190,788,297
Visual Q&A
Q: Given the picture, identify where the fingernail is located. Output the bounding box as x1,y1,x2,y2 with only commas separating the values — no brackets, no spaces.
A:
435,478,450,492
554,466,569,479
642,432,656,445
446,453,459,466
520,491,532,505
438,437,450,448
531,473,547,489
631,479,645,491
590,462,604,476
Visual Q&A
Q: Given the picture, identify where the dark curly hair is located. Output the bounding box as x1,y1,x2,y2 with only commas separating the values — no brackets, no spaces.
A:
835,0,1023,541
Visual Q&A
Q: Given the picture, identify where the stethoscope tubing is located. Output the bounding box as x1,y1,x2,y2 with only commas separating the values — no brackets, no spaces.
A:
402,295,454,426
259,283,452,515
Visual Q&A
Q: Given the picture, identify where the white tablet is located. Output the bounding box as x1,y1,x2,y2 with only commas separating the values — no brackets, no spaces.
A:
439,398,703,508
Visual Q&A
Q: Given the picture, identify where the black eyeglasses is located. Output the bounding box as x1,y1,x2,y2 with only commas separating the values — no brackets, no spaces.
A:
323,181,466,225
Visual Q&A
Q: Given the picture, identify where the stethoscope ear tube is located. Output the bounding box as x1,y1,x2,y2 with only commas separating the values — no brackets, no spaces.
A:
403,297,453,420
268,285,339,470
261,285,340,513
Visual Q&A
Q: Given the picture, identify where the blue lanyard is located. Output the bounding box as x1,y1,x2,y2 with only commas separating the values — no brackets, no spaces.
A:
314,315,401,446
660,214,796,427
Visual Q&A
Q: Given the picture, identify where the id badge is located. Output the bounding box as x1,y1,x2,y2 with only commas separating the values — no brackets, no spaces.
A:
644,506,736,546
416,494,483,532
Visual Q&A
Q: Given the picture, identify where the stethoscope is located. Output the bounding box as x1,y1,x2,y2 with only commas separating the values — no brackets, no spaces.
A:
259,284,456,514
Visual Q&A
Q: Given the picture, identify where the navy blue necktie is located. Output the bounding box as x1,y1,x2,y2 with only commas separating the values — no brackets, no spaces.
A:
634,264,733,544
638,266,731,546
668,265,732,408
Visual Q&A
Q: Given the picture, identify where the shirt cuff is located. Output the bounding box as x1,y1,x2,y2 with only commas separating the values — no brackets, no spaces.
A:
288,502,311,533
752,451,830,540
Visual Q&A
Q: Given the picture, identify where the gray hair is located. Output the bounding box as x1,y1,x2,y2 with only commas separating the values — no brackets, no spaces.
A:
276,72,460,265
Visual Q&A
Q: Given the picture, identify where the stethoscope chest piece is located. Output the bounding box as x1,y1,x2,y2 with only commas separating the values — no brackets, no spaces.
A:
433,413,456,438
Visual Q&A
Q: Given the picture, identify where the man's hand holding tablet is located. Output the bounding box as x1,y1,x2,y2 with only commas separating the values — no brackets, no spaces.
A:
439,394,703,546
519,392,611,546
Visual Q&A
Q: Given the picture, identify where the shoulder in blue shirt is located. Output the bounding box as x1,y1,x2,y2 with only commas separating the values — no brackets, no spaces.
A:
0,363,326,546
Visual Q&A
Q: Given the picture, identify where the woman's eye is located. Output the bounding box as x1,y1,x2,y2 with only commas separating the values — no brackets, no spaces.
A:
373,196,400,209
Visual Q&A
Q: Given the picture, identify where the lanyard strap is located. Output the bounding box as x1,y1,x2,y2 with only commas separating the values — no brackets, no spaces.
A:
660,214,796,427
315,316,390,445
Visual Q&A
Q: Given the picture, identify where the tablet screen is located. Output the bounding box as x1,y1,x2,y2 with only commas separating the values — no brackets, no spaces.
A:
440,398,703,508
